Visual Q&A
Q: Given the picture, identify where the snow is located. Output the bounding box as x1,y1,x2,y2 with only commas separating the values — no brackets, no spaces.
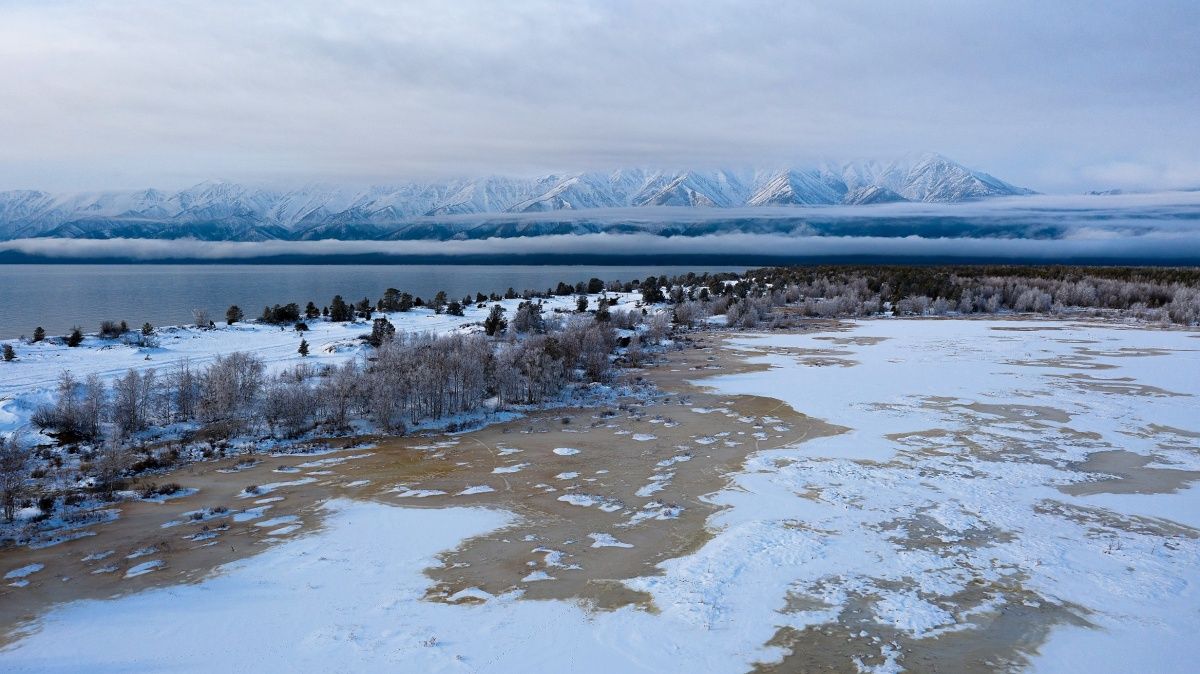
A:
239,478,316,498
588,533,633,549
393,489,447,498
491,463,528,474
456,485,495,496
0,292,643,440
4,319,1198,672
123,560,164,578
255,516,299,529
4,563,44,580
552,447,581,456
0,157,1030,243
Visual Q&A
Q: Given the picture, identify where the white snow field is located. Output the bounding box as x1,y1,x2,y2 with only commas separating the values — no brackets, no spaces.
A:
0,292,640,438
3,319,1199,672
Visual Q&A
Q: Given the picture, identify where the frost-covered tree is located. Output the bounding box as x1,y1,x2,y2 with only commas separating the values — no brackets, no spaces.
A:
75,373,106,442
192,308,211,329
199,352,265,427
94,439,130,497
111,369,147,438
513,301,544,334
0,435,28,522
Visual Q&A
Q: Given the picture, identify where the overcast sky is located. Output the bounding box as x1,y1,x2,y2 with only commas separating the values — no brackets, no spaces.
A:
1,0,1197,193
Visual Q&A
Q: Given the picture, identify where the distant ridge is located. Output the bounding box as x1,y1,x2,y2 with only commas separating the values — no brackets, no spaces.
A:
0,153,1034,242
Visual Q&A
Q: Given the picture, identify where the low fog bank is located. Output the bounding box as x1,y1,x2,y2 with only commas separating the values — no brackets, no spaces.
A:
3,191,1199,264
2,229,1198,265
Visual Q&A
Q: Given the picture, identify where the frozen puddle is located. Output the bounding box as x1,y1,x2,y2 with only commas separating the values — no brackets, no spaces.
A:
552,447,581,456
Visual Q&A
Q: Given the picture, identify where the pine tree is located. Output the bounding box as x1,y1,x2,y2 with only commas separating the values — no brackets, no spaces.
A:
67,327,83,347
32,327,45,343
368,318,395,347
594,300,610,322
380,288,402,311
305,301,320,319
640,276,664,304
329,295,351,322
576,295,588,313
446,301,464,316
484,305,507,336
298,338,309,357
2,344,15,362
141,322,154,336
226,305,244,325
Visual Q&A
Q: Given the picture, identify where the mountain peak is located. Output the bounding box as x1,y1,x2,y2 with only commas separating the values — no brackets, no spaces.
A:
0,154,1035,241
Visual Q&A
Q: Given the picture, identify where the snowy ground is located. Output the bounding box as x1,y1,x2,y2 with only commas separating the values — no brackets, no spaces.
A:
3,319,1198,672
0,292,642,438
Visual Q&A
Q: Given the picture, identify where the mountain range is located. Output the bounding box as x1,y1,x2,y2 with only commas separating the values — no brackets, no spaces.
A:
0,153,1034,242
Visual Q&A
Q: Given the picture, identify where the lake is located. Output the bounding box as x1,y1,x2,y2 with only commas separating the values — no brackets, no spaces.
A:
0,264,744,339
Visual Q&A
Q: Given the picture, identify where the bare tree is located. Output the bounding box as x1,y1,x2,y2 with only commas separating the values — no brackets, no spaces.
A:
192,308,212,329
0,435,28,522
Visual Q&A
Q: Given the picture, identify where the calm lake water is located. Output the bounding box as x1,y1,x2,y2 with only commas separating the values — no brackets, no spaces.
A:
0,264,744,339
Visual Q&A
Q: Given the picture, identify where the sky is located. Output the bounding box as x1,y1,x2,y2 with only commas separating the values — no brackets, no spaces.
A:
0,0,1197,193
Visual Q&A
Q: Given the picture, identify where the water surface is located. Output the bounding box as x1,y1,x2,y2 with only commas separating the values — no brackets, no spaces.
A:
0,264,741,338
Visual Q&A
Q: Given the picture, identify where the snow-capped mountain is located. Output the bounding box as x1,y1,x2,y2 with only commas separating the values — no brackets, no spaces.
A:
0,154,1033,241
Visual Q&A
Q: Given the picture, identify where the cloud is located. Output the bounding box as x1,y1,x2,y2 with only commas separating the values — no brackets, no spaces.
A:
4,223,1198,266
4,190,1198,263
3,232,1197,263
0,1,1197,192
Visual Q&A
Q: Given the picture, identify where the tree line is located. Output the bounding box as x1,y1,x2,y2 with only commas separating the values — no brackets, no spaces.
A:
2,302,655,523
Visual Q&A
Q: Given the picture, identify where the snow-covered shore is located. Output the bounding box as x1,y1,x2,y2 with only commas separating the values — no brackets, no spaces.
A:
4,318,1198,672
0,292,642,439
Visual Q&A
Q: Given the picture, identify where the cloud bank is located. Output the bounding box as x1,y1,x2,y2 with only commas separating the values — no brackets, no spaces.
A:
0,1,1197,193
3,191,1196,264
